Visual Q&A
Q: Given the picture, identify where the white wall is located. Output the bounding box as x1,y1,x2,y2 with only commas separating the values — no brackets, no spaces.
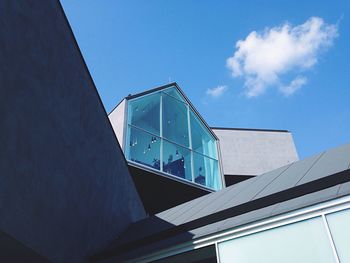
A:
109,99,126,150
213,128,299,176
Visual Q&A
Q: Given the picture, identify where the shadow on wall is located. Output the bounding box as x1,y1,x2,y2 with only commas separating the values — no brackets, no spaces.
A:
0,0,145,262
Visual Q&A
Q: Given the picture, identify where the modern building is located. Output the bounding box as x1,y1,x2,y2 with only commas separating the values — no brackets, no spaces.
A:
109,84,227,214
92,143,350,263
1,1,349,263
109,83,299,214
110,83,224,191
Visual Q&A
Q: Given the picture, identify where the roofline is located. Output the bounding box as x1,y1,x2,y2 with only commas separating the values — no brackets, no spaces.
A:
211,127,290,133
126,82,179,100
110,82,219,141
108,83,178,115
108,97,126,116
91,168,350,261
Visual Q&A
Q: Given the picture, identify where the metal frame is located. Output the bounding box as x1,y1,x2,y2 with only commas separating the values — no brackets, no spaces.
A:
123,86,225,190
123,82,220,141
127,161,214,192
322,214,340,263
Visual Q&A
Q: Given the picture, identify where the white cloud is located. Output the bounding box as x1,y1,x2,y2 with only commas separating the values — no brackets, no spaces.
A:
227,17,338,97
206,85,228,98
279,76,307,96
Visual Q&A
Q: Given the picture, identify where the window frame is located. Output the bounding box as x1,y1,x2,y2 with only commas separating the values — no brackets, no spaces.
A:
124,87,224,190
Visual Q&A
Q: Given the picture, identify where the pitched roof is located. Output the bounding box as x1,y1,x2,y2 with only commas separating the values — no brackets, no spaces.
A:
108,82,219,140
92,143,350,262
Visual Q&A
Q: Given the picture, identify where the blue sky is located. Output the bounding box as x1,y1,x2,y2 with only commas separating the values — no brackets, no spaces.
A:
61,0,350,159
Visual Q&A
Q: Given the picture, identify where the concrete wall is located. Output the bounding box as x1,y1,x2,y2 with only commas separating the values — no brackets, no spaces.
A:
109,99,126,150
212,128,299,176
0,1,145,262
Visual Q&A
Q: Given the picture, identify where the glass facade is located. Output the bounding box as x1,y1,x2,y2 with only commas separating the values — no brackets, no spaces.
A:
216,206,350,263
218,217,336,263
125,86,222,190
136,189,350,263
326,208,350,262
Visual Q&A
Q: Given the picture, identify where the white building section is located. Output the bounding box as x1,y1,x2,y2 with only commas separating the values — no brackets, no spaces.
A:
212,128,299,177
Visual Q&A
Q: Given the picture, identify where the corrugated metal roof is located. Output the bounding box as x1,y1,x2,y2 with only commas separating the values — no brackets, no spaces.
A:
92,143,350,262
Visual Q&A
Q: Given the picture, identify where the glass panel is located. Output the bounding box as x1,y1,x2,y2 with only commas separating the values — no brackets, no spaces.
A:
126,126,161,170
326,208,350,262
190,111,217,159
218,217,336,263
128,92,160,136
163,140,192,182
193,152,220,190
163,87,186,103
162,93,189,147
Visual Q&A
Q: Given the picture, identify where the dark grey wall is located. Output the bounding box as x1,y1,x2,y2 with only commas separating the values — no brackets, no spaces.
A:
0,0,146,262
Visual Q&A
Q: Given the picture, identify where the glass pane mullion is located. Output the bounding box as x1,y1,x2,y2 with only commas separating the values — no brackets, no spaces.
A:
162,92,189,148
187,104,195,184
160,93,163,172
192,149,219,162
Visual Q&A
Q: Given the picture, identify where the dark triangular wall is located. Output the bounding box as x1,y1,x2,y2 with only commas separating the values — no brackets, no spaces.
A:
0,0,145,262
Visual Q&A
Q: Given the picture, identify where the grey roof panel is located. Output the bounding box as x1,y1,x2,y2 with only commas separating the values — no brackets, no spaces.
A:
337,181,350,196
255,153,323,199
92,143,350,262
171,165,288,225
170,176,260,224
189,218,224,238
190,184,350,241
298,143,350,185
158,176,259,223
211,204,279,236
215,165,291,213
270,185,340,216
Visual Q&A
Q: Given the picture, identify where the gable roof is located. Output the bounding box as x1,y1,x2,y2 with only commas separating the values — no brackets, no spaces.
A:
92,142,350,262
109,82,219,141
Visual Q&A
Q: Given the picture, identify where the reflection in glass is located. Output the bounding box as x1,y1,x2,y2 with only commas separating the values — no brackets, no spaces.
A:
218,217,336,263
190,111,217,159
128,92,160,136
125,86,223,190
162,93,189,147
193,152,220,190
326,208,350,263
163,87,186,102
163,140,192,182
126,126,161,170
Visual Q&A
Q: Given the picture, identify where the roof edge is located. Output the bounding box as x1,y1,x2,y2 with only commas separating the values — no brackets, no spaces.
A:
126,82,179,100
109,82,220,141
211,127,290,133
91,168,350,262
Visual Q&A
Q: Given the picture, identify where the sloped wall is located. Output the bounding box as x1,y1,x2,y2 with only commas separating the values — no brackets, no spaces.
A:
109,99,126,150
0,0,145,262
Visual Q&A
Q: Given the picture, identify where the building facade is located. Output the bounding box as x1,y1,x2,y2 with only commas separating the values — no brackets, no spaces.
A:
110,84,224,191
1,1,349,262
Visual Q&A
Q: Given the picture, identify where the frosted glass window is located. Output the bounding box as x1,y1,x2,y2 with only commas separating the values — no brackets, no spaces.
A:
128,92,160,135
162,93,189,147
218,217,336,263
190,112,217,159
326,208,350,263
163,140,192,182
126,126,161,170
